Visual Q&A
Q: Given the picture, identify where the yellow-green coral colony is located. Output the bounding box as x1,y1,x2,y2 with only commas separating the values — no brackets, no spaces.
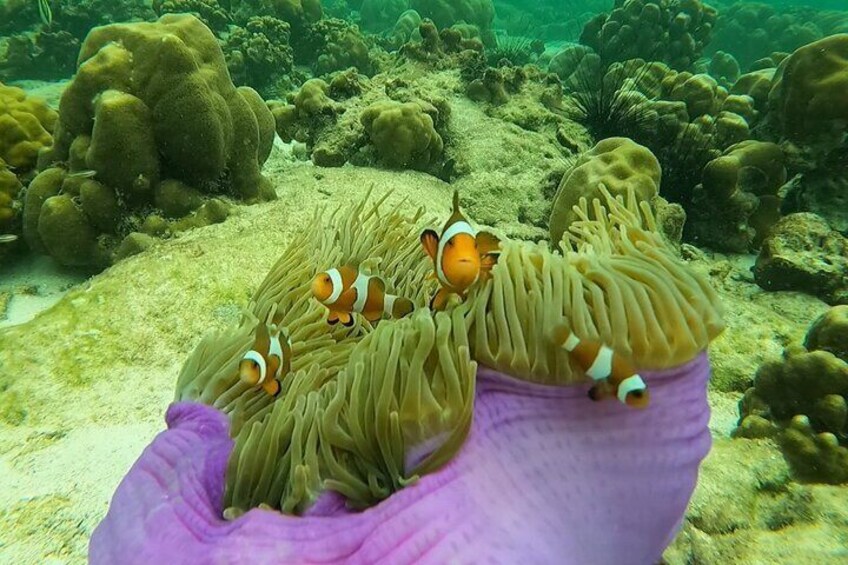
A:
175,187,723,515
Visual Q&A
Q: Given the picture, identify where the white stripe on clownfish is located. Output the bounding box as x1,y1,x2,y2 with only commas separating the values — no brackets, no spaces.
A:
325,268,343,304
242,350,267,384
435,220,476,287
352,271,372,313
383,294,397,318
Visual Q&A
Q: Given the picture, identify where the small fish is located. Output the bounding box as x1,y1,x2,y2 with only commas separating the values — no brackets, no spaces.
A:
0,234,18,243
66,170,97,179
311,265,414,326
238,322,292,397
420,190,500,311
37,0,52,27
552,324,650,409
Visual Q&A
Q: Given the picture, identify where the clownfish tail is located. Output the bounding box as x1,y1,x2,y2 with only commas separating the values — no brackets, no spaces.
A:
452,189,460,214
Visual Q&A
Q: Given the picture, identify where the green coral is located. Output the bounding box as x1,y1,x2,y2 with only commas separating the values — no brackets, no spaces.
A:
224,16,295,97
26,14,275,268
736,306,848,483
0,82,57,170
360,100,444,169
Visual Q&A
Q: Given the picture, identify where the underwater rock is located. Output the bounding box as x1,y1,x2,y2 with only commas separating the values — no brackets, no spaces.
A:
753,213,848,305
26,14,276,268
410,0,495,46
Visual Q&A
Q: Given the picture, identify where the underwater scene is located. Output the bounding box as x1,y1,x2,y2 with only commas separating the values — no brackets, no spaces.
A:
0,0,847,562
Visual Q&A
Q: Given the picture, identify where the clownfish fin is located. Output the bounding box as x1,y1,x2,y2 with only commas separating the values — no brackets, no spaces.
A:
476,231,501,255
588,382,609,402
327,311,340,325
262,377,281,397
452,189,461,214
420,229,439,260
371,275,386,294
479,253,499,281
393,296,415,318
429,287,452,311
363,308,383,323
339,312,355,327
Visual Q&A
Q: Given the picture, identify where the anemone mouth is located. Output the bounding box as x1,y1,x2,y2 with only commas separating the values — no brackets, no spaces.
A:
174,186,723,518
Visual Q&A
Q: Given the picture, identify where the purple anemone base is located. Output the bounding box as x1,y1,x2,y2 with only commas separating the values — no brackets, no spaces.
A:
90,353,712,564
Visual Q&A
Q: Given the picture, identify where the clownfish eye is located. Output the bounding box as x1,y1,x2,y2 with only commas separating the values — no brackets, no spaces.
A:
447,239,454,247
630,390,643,398
323,275,331,283
250,360,259,369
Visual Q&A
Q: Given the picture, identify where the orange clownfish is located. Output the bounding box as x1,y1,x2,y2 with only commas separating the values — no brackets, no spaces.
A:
552,324,650,409
239,323,293,397
420,190,501,311
311,265,415,326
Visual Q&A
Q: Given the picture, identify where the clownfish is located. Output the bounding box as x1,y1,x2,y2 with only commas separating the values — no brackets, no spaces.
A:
239,322,292,397
420,190,501,311
311,265,415,326
552,324,650,409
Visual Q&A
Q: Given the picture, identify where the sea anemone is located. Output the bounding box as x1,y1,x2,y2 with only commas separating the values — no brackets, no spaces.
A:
90,187,724,563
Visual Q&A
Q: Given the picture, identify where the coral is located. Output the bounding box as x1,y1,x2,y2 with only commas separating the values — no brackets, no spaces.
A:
707,50,740,88
753,213,848,305
360,100,444,169
152,0,232,32
232,0,323,25
688,140,785,252
0,30,81,81
360,0,410,33
805,305,848,362
315,23,373,76
579,0,718,71
0,158,23,258
708,3,844,69
767,33,848,143
224,17,294,97
736,307,848,483
663,72,727,119
0,82,57,170
26,15,276,268
730,68,774,114
549,137,661,247
410,0,495,45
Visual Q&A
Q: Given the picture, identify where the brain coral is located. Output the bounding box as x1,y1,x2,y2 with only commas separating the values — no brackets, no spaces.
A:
767,33,848,142
91,187,724,562
0,82,57,170
28,14,276,267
